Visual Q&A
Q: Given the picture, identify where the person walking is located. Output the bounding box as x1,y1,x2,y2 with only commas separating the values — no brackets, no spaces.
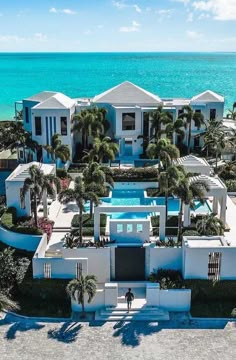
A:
125,288,134,313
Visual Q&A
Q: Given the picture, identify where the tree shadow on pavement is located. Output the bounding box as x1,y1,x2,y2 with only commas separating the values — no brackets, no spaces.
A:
47,322,82,343
4,321,45,340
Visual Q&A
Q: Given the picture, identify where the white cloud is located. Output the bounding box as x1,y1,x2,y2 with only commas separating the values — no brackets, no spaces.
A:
187,12,194,22
0,35,26,42
119,20,140,32
113,1,142,13
172,0,190,6
0,33,48,43
49,7,77,15
156,9,173,21
186,30,202,39
34,33,47,42
192,0,236,20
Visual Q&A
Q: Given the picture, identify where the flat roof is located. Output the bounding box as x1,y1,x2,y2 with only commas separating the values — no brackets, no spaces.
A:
6,162,55,182
183,236,227,248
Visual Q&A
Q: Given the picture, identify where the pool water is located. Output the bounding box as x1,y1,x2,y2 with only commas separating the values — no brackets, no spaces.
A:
85,189,211,219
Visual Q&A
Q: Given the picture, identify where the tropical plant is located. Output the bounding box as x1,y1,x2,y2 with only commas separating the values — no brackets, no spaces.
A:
72,107,108,150
149,106,173,140
44,133,70,164
0,247,30,292
83,136,119,163
218,161,236,180
226,102,236,120
0,292,19,312
146,138,180,167
196,214,225,236
165,118,185,145
58,177,100,243
21,165,61,225
66,275,97,318
83,162,114,188
172,173,209,241
63,229,80,248
178,106,205,154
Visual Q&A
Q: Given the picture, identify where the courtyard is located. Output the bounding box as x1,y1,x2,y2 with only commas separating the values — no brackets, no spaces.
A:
0,313,236,360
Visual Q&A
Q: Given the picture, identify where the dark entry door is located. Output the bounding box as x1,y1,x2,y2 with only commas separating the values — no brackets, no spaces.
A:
115,247,145,281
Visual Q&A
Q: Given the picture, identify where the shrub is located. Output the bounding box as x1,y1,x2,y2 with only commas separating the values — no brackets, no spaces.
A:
1,207,17,229
224,180,236,192
148,268,185,289
56,168,68,179
184,280,236,301
71,214,107,228
146,188,159,197
111,167,158,182
182,229,200,237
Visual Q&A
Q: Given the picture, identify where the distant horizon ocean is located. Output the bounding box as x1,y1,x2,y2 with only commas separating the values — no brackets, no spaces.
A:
0,52,236,120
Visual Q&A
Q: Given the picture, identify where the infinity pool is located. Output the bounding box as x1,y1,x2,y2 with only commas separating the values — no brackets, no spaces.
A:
95,190,212,219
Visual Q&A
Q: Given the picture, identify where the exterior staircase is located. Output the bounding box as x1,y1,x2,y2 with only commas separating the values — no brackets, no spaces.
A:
95,303,169,321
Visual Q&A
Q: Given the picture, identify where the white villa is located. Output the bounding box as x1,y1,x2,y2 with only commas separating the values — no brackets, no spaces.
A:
17,81,225,163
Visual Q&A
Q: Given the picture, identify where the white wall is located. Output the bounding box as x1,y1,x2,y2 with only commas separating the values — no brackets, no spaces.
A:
148,247,182,275
0,224,43,251
71,289,105,311
5,179,31,217
114,182,158,190
110,219,150,243
159,289,191,311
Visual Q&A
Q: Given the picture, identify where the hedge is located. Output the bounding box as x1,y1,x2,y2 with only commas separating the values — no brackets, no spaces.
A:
224,180,236,192
111,167,158,182
56,168,68,179
71,214,107,228
1,207,42,235
184,280,236,301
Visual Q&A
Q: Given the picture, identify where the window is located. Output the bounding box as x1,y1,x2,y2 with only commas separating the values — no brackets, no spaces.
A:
178,109,184,117
35,116,42,135
194,136,200,148
127,224,133,233
19,150,24,159
117,224,123,233
76,263,83,279
44,263,51,278
208,252,221,281
137,224,143,232
210,109,216,120
25,107,29,123
195,109,201,113
61,117,67,135
122,113,135,130
20,189,25,209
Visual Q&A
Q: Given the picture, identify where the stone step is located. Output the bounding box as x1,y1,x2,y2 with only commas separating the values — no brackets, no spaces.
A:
95,309,169,322
101,309,166,316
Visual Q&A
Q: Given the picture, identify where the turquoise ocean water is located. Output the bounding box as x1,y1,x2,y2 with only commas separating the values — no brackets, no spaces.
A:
0,52,236,120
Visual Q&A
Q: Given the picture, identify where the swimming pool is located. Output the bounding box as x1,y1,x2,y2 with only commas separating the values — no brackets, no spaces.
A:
90,189,212,219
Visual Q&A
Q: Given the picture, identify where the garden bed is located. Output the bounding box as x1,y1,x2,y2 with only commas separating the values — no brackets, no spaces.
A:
111,167,158,182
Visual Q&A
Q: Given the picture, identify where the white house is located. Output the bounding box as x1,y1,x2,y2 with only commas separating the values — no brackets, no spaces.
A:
18,81,225,163
5,161,56,217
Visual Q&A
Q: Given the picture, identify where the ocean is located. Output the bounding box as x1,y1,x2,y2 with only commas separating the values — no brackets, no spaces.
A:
0,52,236,120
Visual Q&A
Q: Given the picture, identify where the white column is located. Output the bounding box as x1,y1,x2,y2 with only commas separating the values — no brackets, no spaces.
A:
159,207,166,241
220,194,227,225
105,283,118,307
183,204,190,227
213,196,218,214
146,283,160,306
94,208,100,241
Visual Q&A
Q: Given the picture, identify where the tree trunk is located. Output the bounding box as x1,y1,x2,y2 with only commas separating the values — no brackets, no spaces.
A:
215,149,218,172
79,207,83,244
187,121,192,155
81,296,85,318
23,146,26,163
33,194,38,227
177,200,184,242
90,200,93,219
165,189,168,222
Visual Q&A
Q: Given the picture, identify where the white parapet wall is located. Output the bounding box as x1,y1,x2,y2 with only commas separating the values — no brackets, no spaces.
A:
113,182,158,190
0,224,44,251
159,289,191,311
71,289,105,312
148,247,183,275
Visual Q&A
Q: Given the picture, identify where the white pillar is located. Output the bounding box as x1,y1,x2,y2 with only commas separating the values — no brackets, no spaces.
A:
220,194,227,225
146,283,160,306
159,207,166,241
94,208,100,241
42,189,48,218
183,204,190,227
105,283,118,308
213,196,218,214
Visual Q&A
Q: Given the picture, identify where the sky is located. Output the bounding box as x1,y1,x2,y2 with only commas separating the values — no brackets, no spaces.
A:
0,0,236,52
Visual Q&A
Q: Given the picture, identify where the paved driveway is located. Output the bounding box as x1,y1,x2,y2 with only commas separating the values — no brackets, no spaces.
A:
1,313,236,360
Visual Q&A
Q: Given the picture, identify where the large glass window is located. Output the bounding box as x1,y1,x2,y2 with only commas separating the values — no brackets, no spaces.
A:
61,117,67,135
35,116,42,135
122,113,135,130
210,109,216,120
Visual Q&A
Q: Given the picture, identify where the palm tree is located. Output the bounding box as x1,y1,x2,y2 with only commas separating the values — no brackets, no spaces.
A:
0,292,19,312
172,174,209,241
83,162,114,216
72,107,108,150
66,275,97,318
83,136,118,164
21,165,61,225
165,118,185,145
58,177,100,243
146,138,180,168
44,133,70,164
196,214,225,236
149,106,173,140
226,102,236,120
178,106,204,154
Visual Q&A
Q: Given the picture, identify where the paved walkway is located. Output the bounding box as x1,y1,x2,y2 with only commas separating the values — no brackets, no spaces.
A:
1,313,236,360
